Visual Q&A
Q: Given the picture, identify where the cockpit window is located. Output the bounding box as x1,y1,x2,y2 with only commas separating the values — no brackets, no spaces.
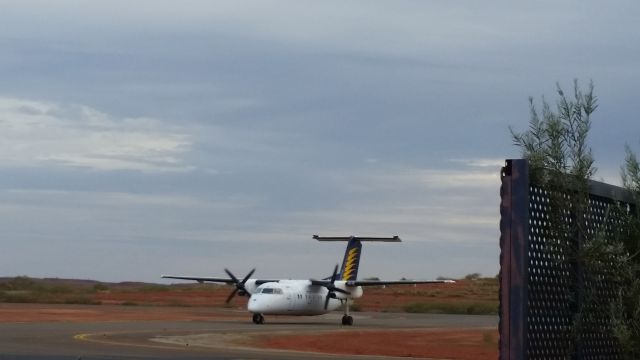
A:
260,288,283,294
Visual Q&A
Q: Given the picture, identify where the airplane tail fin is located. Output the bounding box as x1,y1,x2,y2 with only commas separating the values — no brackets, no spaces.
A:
313,235,401,281
339,238,362,281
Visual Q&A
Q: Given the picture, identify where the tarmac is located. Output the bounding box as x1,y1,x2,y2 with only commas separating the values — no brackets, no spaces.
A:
0,308,497,360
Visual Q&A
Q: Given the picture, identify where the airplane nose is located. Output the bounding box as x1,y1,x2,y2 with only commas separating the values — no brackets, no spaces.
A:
247,296,260,313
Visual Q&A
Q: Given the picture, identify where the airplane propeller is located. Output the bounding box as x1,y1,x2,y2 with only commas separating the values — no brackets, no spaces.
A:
224,268,255,304
317,264,350,310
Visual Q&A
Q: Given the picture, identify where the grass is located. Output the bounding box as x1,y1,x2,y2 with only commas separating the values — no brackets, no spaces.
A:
0,291,101,305
139,285,171,293
0,277,106,304
92,283,109,292
0,291,39,303
49,285,73,294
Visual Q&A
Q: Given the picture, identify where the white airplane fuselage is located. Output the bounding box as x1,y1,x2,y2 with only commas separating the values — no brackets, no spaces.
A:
245,280,363,316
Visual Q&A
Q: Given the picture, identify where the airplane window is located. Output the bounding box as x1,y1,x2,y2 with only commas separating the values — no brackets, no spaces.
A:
261,288,283,294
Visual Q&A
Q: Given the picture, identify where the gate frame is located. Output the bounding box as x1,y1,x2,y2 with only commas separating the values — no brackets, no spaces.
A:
499,158,635,359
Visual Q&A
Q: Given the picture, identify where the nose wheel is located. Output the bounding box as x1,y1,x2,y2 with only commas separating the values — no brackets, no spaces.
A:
252,313,264,324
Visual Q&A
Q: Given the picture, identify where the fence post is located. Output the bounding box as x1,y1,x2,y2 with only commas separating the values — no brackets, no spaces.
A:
499,159,530,359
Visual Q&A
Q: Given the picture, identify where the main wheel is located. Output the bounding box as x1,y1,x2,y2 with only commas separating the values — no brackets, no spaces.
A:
252,313,264,324
341,315,353,326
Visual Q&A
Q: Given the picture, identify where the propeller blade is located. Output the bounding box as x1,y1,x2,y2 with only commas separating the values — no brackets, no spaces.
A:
332,287,349,295
224,268,238,283
241,268,256,285
223,268,256,303
324,264,342,310
330,264,339,283
225,288,238,304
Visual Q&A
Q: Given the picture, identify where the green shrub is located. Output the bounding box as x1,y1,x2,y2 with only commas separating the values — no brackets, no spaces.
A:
5,276,39,291
464,273,482,281
48,285,73,294
140,285,170,292
0,291,39,303
93,283,109,292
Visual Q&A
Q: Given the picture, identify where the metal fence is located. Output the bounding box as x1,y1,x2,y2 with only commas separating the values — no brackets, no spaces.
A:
499,159,635,360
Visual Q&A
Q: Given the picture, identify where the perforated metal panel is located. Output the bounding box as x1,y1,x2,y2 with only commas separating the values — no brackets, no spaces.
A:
527,184,574,359
500,159,633,360
578,195,624,359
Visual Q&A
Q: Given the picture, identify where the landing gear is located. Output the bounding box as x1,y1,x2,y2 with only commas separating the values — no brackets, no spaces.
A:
342,299,354,326
252,313,264,324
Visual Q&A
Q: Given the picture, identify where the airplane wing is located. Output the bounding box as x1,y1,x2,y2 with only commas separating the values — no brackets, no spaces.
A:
346,279,455,286
161,275,279,285
162,275,235,284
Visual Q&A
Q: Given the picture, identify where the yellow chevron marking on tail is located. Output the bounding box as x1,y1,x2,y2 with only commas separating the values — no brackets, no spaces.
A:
342,248,359,280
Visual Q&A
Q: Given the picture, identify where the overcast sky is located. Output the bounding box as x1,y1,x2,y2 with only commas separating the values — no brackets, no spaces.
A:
1,1,639,283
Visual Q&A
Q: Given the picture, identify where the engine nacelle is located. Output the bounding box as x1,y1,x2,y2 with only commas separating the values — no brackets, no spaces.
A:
244,279,266,295
334,282,363,299
347,285,363,298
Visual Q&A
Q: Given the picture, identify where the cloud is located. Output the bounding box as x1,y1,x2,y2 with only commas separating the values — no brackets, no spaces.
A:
10,2,636,282
0,98,193,172
449,158,506,168
343,165,501,192
278,161,501,247
0,189,211,209
412,169,501,189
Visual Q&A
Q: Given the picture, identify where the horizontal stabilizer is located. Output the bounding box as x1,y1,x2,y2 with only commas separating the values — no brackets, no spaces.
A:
313,235,401,242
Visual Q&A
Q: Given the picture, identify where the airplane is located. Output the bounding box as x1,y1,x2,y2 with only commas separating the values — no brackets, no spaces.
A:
162,235,454,326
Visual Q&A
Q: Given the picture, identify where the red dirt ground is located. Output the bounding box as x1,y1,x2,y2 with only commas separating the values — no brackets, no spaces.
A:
0,303,498,359
258,328,499,360
94,289,234,307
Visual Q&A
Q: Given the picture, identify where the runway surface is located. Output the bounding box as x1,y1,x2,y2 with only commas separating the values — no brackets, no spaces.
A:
0,308,497,360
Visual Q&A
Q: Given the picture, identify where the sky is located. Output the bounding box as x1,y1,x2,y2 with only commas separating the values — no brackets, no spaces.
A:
1,1,639,283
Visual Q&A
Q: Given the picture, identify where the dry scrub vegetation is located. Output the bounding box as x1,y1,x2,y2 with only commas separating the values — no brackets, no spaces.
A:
0,274,498,315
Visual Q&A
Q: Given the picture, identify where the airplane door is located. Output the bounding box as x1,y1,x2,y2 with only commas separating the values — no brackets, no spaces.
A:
286,288,294,311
